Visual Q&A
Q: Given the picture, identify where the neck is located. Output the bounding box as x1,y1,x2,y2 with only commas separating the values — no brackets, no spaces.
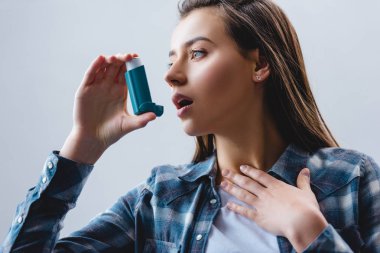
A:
214,106,288,186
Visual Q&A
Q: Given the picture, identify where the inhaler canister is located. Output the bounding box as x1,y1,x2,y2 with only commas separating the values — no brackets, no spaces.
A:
125,58,164,117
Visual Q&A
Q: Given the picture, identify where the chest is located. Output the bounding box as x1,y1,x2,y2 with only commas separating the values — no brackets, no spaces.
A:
133,178,361,253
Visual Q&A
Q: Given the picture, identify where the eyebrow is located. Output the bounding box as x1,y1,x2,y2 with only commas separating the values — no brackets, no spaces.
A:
168,36,215,57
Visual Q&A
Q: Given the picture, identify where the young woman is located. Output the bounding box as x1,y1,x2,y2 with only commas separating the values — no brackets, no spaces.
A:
2,0,379,252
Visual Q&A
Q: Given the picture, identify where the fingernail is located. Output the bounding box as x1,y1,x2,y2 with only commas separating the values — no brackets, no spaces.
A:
302,168,310,178
240,165,248,172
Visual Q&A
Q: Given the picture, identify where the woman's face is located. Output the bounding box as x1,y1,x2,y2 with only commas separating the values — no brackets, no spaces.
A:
165,7,258,136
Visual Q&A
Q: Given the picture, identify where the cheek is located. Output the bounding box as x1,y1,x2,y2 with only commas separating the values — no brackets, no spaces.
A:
182,55,252,136
192,56,249,109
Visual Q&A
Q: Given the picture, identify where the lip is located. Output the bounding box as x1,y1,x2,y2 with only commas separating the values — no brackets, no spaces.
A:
177,104,192,117
171,92,194,110
172,92,194,118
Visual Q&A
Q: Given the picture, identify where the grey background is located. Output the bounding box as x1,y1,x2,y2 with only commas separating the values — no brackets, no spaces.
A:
0,0,379,241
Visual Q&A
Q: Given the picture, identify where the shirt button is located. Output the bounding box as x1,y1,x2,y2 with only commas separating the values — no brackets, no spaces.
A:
196,234,203,241
47,161,53,169
210,199,217,204
42,176,47,183
17,215,23,224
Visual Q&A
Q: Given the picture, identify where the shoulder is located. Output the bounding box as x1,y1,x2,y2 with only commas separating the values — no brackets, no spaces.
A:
309,146,365,169
307,146,378,175
306,146,380,198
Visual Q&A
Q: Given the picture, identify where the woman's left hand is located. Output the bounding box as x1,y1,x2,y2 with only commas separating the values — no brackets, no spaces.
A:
220,166,328,251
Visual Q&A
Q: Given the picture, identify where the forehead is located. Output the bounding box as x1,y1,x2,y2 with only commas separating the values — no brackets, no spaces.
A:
170,7,228,49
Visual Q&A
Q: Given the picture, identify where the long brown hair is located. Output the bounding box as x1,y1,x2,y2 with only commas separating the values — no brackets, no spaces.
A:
177,0,339,163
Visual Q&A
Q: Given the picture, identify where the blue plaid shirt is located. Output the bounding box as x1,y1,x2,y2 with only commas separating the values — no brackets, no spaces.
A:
2,143,380,252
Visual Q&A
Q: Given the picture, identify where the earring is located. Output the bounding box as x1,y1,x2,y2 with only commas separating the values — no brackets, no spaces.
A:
256,76,261,81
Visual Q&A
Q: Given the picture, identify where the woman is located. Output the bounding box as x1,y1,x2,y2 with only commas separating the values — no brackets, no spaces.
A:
2,0,379,252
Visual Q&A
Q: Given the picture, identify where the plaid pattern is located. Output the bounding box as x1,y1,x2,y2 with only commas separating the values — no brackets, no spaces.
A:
1,143,379,252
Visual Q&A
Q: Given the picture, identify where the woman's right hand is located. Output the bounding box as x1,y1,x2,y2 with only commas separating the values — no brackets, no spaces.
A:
60,53,157,164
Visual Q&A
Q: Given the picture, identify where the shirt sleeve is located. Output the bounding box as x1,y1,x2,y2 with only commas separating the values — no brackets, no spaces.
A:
302,154,380,253
0,150,140,253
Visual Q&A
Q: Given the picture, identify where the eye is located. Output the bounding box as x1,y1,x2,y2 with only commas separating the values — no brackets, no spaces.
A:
167,62,173,69
191,49,206,59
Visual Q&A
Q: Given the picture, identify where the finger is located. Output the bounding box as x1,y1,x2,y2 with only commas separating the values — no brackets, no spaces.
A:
297,168,312,191
116,61,127,84
119,53,137,84
93,60,108,82
125,53,137,71
104,55,124,81
114,53,132,63
226,201,257,221
221,180,258,205
239,165,277,187
119,68,127,84
115,53,136,83
113,53,133,84
82,55,105,85
121,112,157,134
222,169,266,197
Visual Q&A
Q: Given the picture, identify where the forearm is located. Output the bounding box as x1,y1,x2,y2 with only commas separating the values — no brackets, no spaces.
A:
1,152,94,253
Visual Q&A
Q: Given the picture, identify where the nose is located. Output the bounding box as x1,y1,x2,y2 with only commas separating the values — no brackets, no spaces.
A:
164,62,187,88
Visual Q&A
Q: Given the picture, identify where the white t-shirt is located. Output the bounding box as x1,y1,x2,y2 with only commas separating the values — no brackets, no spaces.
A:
205,186,280,253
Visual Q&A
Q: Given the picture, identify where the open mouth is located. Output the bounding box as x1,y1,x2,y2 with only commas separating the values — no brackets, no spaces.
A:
178,99,193,109
172,93,194,111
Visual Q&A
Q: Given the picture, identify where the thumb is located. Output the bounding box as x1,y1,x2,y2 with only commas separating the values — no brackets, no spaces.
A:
297,168,311,190
123,112,157,133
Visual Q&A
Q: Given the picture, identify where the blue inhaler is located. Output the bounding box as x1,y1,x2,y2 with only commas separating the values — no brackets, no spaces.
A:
125,58,164,117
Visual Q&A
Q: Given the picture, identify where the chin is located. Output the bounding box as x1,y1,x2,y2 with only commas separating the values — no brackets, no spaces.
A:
182,126,199,137
181,121,211,137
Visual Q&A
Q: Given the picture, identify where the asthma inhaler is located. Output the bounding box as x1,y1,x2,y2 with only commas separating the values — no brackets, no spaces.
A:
125,58,164,117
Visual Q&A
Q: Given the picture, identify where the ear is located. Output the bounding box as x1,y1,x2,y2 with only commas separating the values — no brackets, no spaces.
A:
249,48,270,84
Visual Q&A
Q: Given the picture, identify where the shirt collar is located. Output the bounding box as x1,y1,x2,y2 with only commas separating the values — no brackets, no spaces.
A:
178,151,218,182
266,143,310,185
178,143,362,202
178,143,307,183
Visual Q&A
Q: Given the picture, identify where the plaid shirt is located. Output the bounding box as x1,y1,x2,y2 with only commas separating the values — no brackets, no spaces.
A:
2,143,380,252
